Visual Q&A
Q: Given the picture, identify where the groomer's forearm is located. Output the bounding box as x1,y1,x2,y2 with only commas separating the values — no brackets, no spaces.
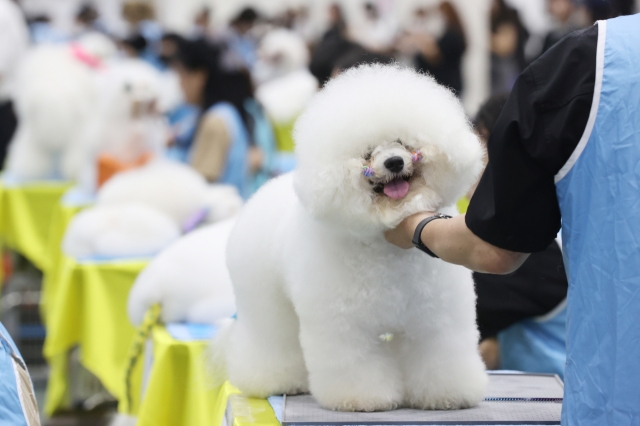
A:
420,215,528,274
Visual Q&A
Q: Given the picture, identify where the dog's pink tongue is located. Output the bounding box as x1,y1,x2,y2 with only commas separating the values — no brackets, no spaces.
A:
383,178,410,200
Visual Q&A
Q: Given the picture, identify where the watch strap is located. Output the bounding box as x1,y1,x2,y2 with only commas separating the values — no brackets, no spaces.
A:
412,214,452,258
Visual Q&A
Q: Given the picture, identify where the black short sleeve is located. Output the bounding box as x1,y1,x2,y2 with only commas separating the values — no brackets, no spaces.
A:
466,25,598,253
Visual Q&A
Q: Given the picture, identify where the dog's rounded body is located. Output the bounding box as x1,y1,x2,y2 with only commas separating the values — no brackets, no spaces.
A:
5,45,99,180
63,161,244,259
127,218,237,327
213,64,487,411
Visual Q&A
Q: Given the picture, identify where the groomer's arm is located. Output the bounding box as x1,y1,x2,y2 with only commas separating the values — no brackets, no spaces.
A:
385,213,529,274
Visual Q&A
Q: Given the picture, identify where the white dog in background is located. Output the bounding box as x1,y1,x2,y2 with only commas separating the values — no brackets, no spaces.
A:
211,64,487,411
76,58,170,192
253,28,318,129
5,44,99,180
127,218,237,327
63,161,243,259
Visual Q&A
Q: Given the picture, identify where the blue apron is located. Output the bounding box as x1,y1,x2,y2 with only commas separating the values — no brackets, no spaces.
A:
555,15,640,425
0,322,38,425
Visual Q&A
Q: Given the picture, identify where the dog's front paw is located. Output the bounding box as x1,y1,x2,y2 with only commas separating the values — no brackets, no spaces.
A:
407,394,481,410
320,395,400,412
405,369,488,410
312,380,403,412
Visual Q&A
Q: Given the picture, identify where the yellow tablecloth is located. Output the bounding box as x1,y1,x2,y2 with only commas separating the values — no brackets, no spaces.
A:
40,201,87,323
43,257,148,415
0,180,73,270
125,324,240,426
272,121,296,152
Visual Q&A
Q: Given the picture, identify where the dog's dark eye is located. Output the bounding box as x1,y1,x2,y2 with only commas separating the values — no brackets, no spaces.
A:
364,151,372,161
395,139,404,146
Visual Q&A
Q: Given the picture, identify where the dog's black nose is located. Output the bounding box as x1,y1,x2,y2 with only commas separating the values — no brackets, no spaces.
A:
384,156,405,173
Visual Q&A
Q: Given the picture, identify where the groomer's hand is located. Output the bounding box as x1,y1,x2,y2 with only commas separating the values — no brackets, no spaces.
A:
385,212,435,249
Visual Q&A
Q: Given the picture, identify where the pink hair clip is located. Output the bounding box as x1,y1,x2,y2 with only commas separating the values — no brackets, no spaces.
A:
363,166,375,177
411,150,423,163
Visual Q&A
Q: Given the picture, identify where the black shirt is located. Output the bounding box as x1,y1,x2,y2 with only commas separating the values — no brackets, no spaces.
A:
466,25,598,253
475,241,568,340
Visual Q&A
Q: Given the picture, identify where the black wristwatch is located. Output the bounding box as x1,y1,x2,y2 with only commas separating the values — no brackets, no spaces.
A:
412,214,452,258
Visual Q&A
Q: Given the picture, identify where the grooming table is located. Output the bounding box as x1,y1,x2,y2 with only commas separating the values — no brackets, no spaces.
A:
226,373,563,426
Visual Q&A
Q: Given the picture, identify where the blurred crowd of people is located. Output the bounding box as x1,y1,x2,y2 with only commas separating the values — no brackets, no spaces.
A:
1,0,638,186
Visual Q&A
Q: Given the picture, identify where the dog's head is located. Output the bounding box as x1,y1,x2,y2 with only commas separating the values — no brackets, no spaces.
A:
102,59,162,119
293,64,484,233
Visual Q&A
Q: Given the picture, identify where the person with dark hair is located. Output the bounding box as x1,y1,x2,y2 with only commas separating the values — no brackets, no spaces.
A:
120,32,147,57
470,94,568,375
583,0,636,22
122,1,164,68
190,6,212,40
172,39,252,197
158,32,183,66
490,0,528,95
349,1,398,53
397,1,467,96
331,46,392,77
541,0,584,54
74,3,104,34
309,3,356,85
219,7,260,71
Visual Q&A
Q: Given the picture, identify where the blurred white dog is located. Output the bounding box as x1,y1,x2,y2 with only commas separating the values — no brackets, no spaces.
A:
211,64,488,411
5,44,99,180
253,29,318,128
63,161,243,259
77,58,170,192
127,218,237,327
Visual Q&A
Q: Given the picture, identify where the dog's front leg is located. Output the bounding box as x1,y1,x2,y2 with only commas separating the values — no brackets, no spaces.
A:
295,310,404,412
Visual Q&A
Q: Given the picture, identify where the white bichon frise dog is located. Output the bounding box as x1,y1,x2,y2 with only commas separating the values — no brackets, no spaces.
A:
211,64,487,411
5,44,99,180
253,29,318,129
127,218,236,326
77,58,170,192
63,161,243,259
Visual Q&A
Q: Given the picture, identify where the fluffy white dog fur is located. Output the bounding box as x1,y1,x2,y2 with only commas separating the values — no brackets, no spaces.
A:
63,161,243,258
127,218,237,326
96,161,243,225
253,29,318,125
5,44,99,180
211,64,487,411
62,204,180,259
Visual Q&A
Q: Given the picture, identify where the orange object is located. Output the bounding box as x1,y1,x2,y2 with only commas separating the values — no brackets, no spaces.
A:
2,250,13,286
97,152,154,188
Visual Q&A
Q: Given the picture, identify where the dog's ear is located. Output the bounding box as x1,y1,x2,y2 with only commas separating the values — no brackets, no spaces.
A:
293,159,368,221
443,132,485,201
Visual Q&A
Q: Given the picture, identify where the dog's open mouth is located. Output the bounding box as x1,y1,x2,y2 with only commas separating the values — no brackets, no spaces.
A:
373,174,412,200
